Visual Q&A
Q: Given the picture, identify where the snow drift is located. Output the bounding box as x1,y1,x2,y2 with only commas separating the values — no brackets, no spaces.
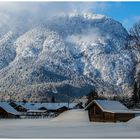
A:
127,116,140,129
52,109,89,122
0,111,140,138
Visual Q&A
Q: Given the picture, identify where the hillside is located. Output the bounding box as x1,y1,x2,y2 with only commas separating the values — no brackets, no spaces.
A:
0,13,136,101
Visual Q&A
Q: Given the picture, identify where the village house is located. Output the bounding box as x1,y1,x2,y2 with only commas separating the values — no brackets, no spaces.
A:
14,104,28,112
40,103,69,114
12,102,48,118
0,102,20,118
41,103,83,113
11,102,84,118
14,102,38,111
85,100,139,122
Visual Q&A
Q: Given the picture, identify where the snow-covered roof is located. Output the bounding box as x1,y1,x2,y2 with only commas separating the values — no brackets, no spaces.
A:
42,103,67,110
15,102,78,110
0,102,20,115
24,103,39,110
16,102,38,110
85,100,140,114
95,100,128,110
40,103,78,110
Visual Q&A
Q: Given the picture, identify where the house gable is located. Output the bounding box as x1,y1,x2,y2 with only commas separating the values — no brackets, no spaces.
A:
85,100,136,122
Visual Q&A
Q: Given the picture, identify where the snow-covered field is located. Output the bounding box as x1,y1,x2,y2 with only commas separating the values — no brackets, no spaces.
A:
0,109,140,138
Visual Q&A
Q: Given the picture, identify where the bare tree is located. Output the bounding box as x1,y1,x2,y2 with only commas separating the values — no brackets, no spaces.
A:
129,20,140,51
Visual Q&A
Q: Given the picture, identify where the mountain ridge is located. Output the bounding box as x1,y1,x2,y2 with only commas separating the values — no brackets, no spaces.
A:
0,13,136,102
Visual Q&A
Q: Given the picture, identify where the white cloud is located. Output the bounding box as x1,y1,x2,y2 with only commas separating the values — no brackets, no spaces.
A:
0,2,109,16
66,28,103,44
0,2,109,32
0,13,10,26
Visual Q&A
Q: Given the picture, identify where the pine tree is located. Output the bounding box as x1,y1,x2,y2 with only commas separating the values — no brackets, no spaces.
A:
23,99,27,104
85,90,98,106
51,96,55,103
132,82,138,104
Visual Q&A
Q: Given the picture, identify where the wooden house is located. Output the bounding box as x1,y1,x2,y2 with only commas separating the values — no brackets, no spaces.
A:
0,102,20,118
10,102,84,117
85,100,136,122
46,102,83,114
22,103,38,110
44,103,68,113
15,102,38,110
15,105,28,112
43,103,82,113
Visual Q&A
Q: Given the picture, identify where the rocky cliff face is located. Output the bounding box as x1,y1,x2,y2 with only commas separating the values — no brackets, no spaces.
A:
0,13,136,101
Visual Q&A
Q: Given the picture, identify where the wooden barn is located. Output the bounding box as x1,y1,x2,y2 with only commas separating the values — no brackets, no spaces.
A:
85,100,136,122
0,102,20,118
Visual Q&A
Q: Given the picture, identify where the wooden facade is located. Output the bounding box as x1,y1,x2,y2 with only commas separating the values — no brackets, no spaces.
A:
86,100,135,122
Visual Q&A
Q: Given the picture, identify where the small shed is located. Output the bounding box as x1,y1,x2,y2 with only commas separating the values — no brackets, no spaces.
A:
0,102,20,118
85,100,136,122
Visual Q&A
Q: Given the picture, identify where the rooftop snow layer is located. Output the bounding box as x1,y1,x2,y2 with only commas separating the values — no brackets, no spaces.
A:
0,102,20,115
42,103,77,110
85,100,140,114
95,100,128,110
127,116,140,129
15,102,78,110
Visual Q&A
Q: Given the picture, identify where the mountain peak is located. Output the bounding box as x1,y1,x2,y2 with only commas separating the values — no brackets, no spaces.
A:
68,12,106,20
0,12,136,102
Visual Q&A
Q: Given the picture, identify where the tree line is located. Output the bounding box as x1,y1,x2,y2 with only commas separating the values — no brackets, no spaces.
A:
129,19,140,107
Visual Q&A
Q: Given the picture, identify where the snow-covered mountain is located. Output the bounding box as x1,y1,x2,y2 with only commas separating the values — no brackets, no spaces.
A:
0,13,136,101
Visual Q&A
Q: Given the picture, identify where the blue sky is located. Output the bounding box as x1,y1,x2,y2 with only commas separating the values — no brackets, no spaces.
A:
92,2,140,29
0,2,139,30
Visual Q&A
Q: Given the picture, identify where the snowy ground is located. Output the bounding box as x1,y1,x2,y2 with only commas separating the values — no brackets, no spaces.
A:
0,109,140,138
